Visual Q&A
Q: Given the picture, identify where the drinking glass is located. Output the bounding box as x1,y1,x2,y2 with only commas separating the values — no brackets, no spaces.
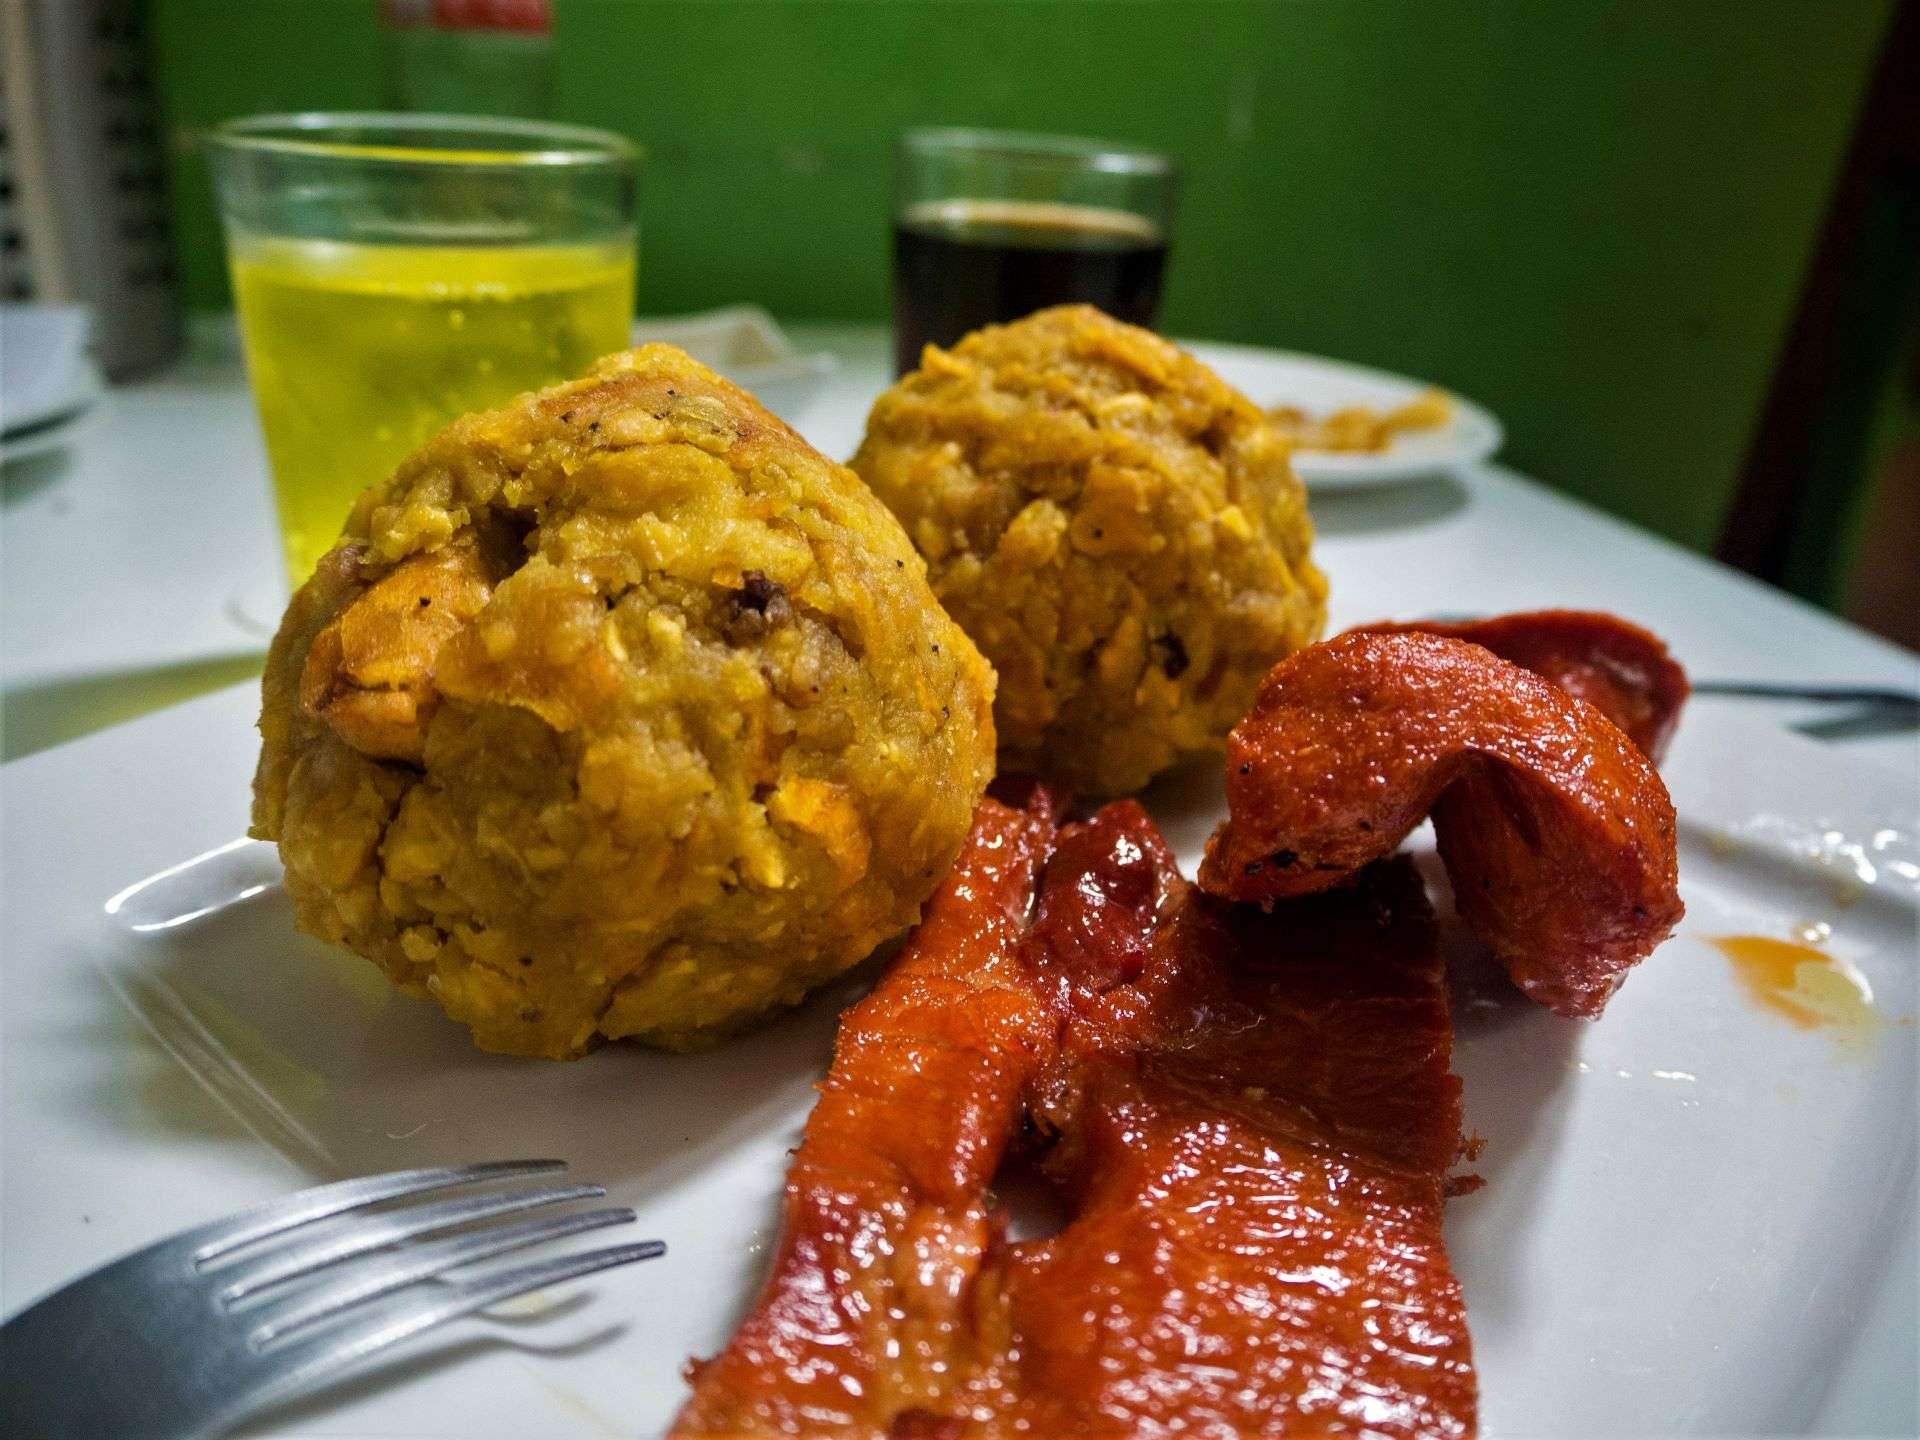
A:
892,128,1176,375
210,113,638,584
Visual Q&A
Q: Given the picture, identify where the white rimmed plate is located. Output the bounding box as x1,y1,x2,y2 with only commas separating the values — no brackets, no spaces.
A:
0,687,1913,1438
1,304,101,443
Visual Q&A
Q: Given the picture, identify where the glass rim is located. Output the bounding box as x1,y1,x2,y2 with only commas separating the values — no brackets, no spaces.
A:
898,127,1173,178
209,112,641,170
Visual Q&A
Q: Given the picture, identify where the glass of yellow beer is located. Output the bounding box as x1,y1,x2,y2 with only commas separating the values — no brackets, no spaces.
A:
209,113,638,584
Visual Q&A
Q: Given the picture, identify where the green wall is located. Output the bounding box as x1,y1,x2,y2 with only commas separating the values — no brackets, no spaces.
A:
150,0,1893,554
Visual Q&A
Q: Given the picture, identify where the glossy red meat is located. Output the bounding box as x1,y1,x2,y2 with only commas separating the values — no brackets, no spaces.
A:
1199,630,1683,1018
1353,610,1689,761
676,798,1475,1437
673,790,1062,1432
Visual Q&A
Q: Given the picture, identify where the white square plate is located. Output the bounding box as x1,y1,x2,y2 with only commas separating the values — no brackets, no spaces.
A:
2,686,1914,1437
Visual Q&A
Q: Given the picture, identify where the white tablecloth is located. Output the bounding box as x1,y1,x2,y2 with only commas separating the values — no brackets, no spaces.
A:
2,320,1914,775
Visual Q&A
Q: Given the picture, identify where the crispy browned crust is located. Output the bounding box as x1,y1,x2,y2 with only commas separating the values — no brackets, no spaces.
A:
854,305,1327,795
1352,609,1690,762
252,344,997,1058
1199,629,1682,1018
296,526,517,763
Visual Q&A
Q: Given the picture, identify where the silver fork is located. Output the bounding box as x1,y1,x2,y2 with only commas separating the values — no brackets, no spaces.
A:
0,1159,663,1439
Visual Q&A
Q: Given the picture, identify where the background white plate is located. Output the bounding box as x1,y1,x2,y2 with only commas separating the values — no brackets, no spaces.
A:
1188,339,1504,488
632,306,837,423
1,684,1913,1438
0,304,101,440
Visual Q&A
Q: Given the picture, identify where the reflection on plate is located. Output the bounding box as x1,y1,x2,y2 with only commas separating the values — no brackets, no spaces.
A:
1186,340,1503,488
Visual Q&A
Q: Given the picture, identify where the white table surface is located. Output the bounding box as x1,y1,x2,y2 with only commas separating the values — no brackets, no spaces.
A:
4,319,1916,771
1,320,1915,1434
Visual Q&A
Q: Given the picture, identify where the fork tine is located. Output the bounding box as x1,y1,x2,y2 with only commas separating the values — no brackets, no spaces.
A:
218,1183,605,1303
190,1160,566,1265
247,1207,637,1347
247,1240,666,1411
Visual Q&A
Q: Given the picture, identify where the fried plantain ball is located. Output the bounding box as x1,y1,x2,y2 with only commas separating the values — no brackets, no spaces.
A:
252,345,997,1059
852,305,1327,795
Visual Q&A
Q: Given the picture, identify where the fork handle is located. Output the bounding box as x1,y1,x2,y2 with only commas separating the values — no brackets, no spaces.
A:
1,1272,223,1440
1692,680,1920,709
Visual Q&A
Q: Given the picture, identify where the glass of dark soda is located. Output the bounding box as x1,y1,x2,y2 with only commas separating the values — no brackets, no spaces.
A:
892,128,1177,375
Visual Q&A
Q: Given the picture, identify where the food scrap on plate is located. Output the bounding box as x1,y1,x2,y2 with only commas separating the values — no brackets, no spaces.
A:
1266,387,1453,454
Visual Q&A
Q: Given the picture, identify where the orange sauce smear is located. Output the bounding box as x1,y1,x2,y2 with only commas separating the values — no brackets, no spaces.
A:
1706,934,1880,1042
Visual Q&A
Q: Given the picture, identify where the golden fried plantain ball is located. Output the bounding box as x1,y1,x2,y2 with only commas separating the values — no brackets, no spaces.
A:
852,305,1327,795
252,345,997,1059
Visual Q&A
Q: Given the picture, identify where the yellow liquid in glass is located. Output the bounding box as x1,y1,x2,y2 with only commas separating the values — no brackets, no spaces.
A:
231,238,634,583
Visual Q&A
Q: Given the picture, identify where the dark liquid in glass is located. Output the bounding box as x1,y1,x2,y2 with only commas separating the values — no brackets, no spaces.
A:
892,199,1168,375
